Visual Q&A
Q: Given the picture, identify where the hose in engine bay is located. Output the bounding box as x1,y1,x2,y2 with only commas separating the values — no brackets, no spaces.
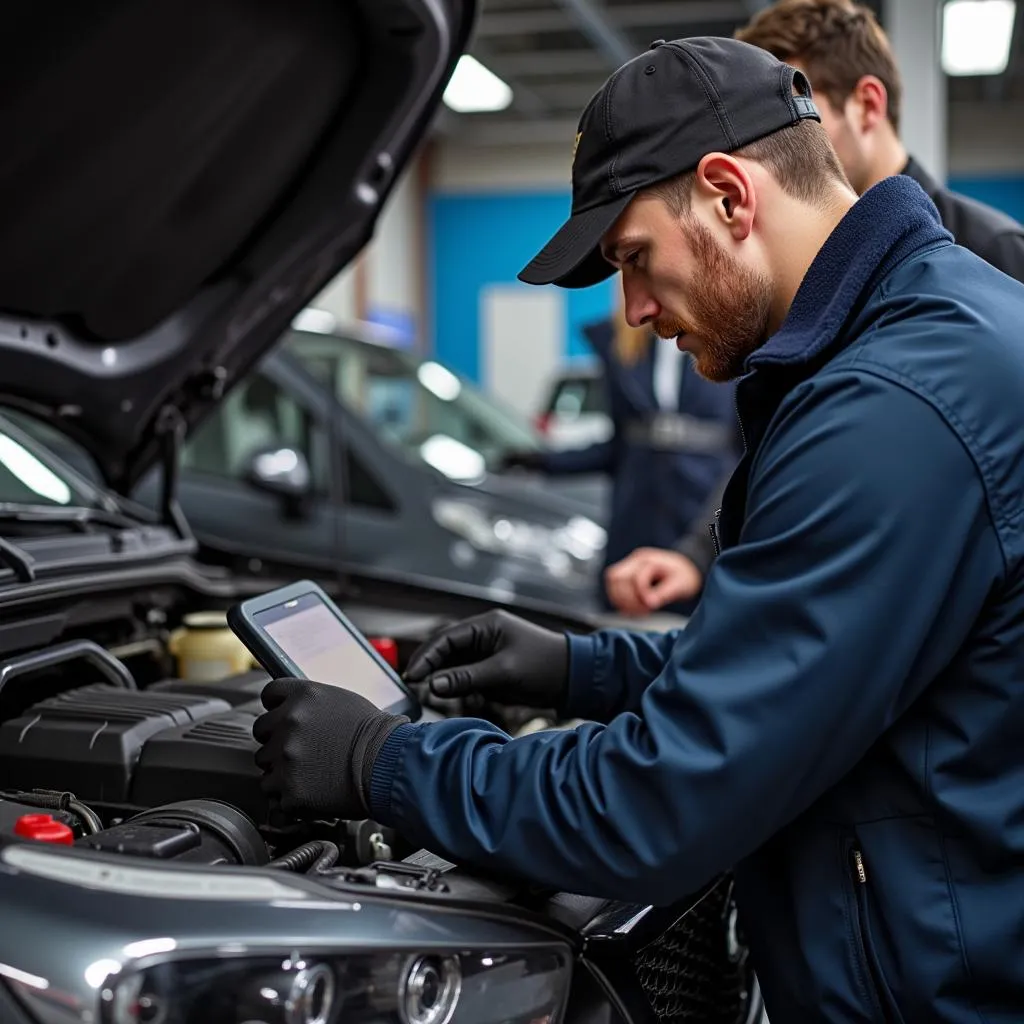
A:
1,789,102,835
267,840,340,874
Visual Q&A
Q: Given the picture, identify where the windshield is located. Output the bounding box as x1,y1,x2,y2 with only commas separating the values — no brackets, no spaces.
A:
286,329,541,481
0,414,96,507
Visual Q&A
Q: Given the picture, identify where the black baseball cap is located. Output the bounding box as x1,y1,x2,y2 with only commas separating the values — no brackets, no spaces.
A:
518,36,820,289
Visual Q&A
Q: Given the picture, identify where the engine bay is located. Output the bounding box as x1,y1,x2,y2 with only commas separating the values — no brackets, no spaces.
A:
0,595,545,890
1,674,270,829
0,594,762,1024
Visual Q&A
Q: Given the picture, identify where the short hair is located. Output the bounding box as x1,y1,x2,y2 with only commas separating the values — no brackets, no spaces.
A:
735,0,902,132
647,118,850,216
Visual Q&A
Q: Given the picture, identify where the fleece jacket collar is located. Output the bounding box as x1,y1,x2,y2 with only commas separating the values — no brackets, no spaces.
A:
747,174,954,371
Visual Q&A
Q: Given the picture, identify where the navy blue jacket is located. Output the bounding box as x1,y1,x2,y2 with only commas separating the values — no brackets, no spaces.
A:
538,320,739,575
371,176,1024,1022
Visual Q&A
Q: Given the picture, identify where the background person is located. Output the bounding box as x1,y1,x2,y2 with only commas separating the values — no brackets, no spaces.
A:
605,0,1024,617
501,298,739,614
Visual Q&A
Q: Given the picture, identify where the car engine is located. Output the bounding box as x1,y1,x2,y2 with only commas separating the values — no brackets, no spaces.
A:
1,675,267,830
0,587,437,872
0,604,761,1024
0,651,437,877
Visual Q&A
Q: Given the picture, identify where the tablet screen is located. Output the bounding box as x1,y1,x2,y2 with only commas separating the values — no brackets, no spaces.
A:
252,592,407,709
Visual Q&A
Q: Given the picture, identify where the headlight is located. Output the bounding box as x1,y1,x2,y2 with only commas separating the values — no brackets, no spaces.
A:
432,499,605,580
93,948,570,1024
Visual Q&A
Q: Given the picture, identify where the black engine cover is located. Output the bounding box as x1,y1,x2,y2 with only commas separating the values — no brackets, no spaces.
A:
132,711,266,823
0,680,268,822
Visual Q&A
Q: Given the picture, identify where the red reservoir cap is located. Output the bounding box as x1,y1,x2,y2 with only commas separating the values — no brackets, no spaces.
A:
14,813,74,845
369,636,399,670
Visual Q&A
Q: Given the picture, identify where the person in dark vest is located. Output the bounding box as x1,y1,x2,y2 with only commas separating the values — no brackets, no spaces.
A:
500,299,739,614
605,0,1024,617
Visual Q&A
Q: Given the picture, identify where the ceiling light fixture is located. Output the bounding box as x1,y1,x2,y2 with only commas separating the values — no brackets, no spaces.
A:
942,0,1017,76
443,55,513,113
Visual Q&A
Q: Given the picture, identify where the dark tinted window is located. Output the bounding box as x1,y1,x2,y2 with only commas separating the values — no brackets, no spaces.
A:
287,330,539,478
344,447,395,512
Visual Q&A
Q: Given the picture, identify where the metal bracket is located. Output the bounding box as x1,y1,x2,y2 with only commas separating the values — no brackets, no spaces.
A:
154,405,193,543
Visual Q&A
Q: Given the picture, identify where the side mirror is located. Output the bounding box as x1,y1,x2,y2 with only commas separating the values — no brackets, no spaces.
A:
244,445,312,518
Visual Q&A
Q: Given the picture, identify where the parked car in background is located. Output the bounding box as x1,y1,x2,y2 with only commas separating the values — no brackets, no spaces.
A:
537,360,614,450
288,310,608,515
163,329,610,615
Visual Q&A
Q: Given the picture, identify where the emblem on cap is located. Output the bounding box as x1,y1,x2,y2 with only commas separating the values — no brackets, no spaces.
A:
573,131,582,159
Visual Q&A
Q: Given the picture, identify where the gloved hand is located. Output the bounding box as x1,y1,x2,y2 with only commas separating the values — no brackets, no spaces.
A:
403,610,569,709
498,449,546,472
253,679,409,820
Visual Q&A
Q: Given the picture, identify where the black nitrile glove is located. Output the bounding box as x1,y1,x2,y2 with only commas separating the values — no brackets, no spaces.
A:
403,610,569,709
253,679,408,820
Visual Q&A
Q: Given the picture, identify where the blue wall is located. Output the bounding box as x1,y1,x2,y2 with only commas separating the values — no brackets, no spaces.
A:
430,191,614,382
948,176,1024,224
431,178,1024,383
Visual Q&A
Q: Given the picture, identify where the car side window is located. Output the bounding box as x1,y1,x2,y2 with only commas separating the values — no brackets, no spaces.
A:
344,446,397,513
182,373,329,493
550,376,609,418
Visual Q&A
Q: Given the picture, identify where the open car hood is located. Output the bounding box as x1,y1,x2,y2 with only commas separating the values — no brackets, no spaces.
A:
0,0,474,494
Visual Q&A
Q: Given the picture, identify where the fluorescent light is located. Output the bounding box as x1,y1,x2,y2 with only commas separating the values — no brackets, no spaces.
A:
443,55,513,113
942,0,1016,76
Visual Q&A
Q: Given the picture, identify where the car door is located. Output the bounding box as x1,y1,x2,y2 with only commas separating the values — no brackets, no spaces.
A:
175,365,340,576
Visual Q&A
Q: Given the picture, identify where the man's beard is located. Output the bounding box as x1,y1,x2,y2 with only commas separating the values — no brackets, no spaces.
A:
652,219,774,382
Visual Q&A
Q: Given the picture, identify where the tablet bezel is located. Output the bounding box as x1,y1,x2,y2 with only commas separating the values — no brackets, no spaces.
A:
228,579,421,721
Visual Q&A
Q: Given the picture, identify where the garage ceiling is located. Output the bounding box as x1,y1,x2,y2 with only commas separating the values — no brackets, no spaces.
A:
442,0,1023,146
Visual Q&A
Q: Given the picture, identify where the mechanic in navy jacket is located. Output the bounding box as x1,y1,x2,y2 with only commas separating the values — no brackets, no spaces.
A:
606,0,1024,620
254,38,1024,1022
502,304,739,613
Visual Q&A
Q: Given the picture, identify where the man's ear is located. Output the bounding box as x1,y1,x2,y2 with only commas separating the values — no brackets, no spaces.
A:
694,153,755,241
851,75,889,132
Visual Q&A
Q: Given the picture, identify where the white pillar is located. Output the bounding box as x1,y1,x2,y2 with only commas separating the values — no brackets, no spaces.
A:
885,0,947,183
365,165,426,347
312,154,428,349
313,263,359,323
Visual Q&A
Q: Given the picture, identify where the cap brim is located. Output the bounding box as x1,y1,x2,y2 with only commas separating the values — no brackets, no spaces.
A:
518,194,634,289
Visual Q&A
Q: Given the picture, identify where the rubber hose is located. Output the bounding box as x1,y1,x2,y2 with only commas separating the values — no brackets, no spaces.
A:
2,790,102,836
311,841,341,874
267,840,340,873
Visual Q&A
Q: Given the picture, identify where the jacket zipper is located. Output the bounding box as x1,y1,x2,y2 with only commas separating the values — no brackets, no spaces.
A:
849,847,899,1024
708,509,722,556
734,389,747,453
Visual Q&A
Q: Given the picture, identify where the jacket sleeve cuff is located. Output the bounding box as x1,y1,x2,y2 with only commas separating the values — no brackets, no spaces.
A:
368,721,420,823
560,633,608,721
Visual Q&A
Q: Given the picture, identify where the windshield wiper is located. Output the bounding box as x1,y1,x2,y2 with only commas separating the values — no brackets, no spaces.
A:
0,502,140,532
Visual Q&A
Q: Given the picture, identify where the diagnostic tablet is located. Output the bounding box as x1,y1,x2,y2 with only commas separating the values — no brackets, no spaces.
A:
228,580,420,720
